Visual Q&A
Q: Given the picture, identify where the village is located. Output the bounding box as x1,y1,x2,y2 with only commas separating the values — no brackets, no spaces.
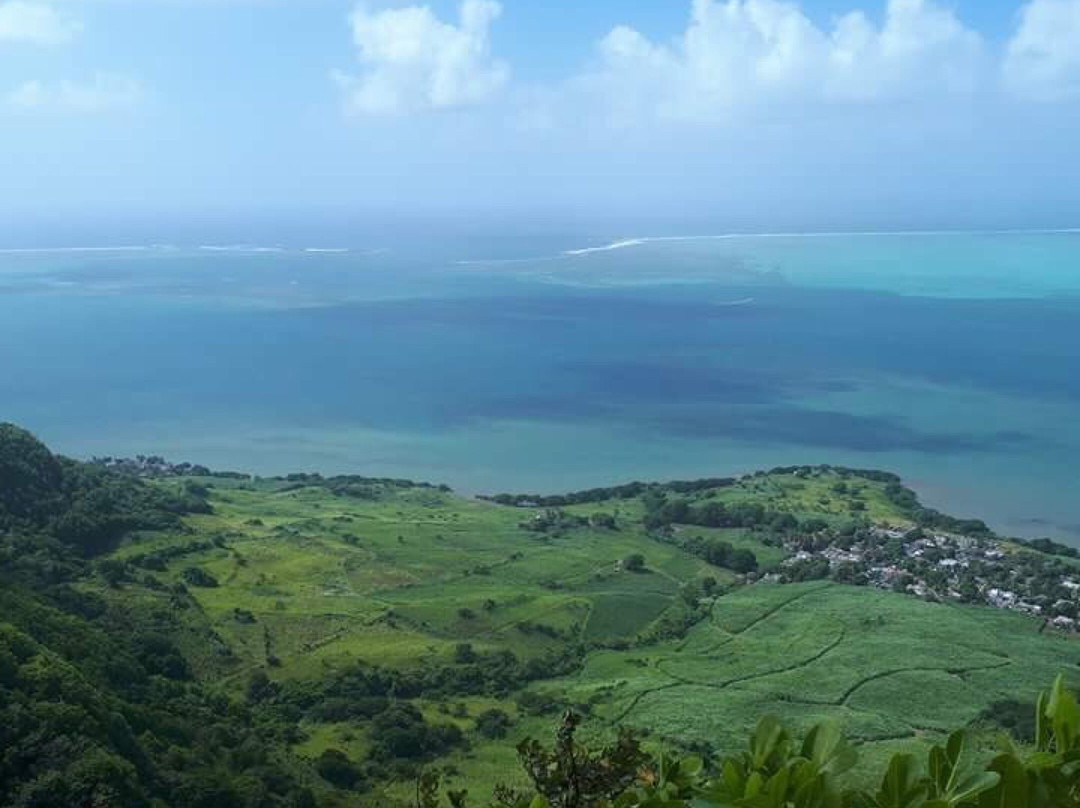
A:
770,525,1080,633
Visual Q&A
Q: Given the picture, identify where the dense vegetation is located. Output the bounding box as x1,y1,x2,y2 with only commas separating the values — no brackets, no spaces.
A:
0,425,317,807
1,424,1077,807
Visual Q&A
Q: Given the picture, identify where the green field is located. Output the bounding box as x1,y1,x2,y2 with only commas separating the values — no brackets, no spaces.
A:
90,469,1080,800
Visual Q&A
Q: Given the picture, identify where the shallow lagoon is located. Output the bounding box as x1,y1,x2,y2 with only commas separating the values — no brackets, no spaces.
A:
2,231,1079,541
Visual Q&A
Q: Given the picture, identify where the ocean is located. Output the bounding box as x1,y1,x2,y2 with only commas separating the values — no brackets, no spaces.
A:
2,230,1079,542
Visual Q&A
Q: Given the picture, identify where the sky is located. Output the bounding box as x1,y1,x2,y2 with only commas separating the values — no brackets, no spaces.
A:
1,0,1080,241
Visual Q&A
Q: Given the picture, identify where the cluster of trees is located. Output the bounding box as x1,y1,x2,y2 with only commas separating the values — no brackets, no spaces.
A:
241,645,585,788
641,491,800,536
90,454,247,479
763,465,902,484
274,472,449,495
482,478,738,509
883,482,993,538
418,675,1080,808
677,535,758,574
275,642,584,712
520,509,591,535
1021,537,1080,560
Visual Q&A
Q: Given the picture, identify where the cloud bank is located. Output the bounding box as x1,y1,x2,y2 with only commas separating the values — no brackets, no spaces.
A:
6,73,142,113
1004,0,1080,100
0,0,79,45
335,0,1080,125
577,0,986,125
336,0,509,116
1,2,143,116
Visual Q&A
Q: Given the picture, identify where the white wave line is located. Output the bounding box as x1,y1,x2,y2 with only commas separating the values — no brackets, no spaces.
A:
562,227,1080,256
714,297,755,306
0,245,154,254
563,238,646,256
198,245,285,253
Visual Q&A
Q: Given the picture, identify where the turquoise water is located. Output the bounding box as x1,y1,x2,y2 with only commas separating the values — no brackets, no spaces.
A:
1,231,1078,542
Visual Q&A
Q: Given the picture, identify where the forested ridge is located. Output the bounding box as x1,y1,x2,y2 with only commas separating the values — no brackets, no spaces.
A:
0,423,318,807
0,423,1077,808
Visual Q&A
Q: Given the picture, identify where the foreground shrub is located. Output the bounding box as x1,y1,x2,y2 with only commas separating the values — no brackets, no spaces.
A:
417,675,1079,808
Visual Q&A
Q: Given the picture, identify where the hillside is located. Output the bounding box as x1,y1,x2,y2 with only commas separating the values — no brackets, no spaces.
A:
0,422,1077,807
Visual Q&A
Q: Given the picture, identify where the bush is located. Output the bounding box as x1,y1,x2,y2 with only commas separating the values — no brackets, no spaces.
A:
181,566,219,588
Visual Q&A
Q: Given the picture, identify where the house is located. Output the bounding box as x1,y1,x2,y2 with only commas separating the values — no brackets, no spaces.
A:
987,588,1018,608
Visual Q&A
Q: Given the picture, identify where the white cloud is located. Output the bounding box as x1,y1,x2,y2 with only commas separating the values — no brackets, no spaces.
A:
1004,0,1080,100
570,0,985,126
7,73,142,112
0,0,80,45
336,0,509,116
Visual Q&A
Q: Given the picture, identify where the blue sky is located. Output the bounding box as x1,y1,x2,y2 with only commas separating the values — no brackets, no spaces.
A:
2,0,1079,240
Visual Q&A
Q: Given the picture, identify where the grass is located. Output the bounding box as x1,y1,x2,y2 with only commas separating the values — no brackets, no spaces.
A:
89,469,1079,798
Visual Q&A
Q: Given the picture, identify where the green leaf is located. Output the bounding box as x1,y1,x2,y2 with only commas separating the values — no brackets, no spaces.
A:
801,723,858,777
928,730,967,797
680,755,705,778
978,754,1028,808
1046,675,1080,753
750,716,789,770
1035,689,1051,752
876,754,928,808
945,771,999,805
746,771,766,798
928,746,949,795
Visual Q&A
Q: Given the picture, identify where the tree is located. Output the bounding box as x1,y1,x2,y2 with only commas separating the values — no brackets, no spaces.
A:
315,749,363,790
475,708,513,739
96,559,127,587
727,548,758,574
246,670,276,703
623,553,645,572
516,712,649,808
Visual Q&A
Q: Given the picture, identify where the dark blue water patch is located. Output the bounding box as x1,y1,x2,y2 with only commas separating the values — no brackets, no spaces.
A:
732,289,1080,401
557,361,789,404
438,394,615,423
1014,518,1080,538
649,407,1038,454
1,285,1076,460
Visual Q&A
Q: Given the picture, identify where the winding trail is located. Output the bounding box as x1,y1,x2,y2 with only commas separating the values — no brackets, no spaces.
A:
659,628,847,690
608,626,846,727
610,682,685,725
783,659,1013,707
837,660,1012,706
701,582,834,654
